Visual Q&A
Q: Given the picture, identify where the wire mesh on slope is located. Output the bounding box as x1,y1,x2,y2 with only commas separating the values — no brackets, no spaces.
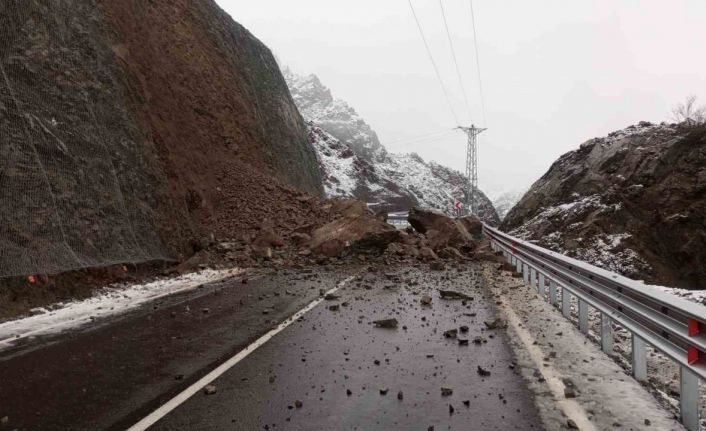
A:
0,0,170,278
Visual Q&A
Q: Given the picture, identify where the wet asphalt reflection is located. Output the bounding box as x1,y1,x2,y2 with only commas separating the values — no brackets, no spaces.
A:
153,264,543,430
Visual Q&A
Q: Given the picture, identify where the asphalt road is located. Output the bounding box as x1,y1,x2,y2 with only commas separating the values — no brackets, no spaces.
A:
0,264,543,430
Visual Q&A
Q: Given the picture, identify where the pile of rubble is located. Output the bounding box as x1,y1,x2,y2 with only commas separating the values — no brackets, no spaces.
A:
185,199,489,272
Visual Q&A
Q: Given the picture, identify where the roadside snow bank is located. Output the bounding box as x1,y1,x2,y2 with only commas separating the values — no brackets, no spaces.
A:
0,268,241,350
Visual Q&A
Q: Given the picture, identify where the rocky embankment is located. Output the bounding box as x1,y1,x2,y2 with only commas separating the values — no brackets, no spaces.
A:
502,122,706,289
0,0,322,279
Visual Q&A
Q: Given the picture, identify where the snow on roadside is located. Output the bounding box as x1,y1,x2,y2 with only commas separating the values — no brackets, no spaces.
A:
648,283,706,305
0,268,242,350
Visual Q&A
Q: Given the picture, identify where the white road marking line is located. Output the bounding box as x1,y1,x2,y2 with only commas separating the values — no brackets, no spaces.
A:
127,275,357,431
498,296,597,431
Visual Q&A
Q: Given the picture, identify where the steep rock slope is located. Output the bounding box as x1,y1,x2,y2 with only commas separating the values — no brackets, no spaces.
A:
502,122,706,289
285,70,500,224
0,0,322,278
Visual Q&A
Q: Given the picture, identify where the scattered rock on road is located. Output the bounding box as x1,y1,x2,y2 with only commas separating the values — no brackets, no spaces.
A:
439,290,472,300
484,318,507,330
204,385,217,395
443,329,458,339
420,295,433,306
477,366,491,377
373,318,399,329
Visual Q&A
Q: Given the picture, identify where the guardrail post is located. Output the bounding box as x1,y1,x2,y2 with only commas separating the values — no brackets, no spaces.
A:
538,272,546,298
523,263,529,284
561,287,571,318
631,334,647,382
515,257,521,273
578,300,589,334
600,313,613,354
680,366,700,430
548,280,557,306
530,267,537,291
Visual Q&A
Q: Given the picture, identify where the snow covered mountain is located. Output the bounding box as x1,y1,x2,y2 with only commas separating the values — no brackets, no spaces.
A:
492,189,526,220
285,68,500,225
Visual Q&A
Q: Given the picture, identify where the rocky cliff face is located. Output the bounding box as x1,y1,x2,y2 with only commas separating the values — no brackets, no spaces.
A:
0,0,322,278
502,122,706,289
284,69,500,225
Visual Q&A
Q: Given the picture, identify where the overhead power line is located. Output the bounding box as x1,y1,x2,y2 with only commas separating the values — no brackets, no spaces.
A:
385,128,455,146
407,0,459,126
439,0,472,123
469,0,487,126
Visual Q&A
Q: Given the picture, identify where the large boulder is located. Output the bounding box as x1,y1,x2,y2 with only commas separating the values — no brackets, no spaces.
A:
308,199,401,257
457,215,483,241
408,207,480,252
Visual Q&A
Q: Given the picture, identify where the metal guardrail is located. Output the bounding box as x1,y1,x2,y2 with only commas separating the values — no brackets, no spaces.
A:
483,223,706,430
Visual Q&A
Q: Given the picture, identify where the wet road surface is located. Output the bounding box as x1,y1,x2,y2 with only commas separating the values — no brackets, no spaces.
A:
151,265,543,430
0,267,356,430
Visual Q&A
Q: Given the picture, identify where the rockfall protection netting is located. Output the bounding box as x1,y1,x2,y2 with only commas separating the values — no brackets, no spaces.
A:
0,1,170,278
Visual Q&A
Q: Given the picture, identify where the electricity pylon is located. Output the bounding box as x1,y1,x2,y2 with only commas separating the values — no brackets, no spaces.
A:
456,125,486,216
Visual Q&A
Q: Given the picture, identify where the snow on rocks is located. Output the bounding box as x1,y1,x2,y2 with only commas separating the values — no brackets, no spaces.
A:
0,268,241,350
502,121,705,289
508,193,650,277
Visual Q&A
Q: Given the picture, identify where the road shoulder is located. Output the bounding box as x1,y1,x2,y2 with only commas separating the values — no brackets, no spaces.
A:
480,260,684,431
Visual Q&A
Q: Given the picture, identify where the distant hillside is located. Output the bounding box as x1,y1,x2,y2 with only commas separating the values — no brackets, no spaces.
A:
285,69,500,224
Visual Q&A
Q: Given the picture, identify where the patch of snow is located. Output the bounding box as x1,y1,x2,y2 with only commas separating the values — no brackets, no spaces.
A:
0,268,242,350
647,283,706,305
510,195,648,277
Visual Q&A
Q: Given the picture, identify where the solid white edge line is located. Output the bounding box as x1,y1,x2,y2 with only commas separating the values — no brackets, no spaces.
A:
495,283,597,431
127,275,356,431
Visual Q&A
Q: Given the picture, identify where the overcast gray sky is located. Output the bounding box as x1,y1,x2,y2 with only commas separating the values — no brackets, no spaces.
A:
216,0,706,198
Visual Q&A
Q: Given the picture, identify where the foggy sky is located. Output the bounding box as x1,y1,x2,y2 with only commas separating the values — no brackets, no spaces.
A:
216,0,706,198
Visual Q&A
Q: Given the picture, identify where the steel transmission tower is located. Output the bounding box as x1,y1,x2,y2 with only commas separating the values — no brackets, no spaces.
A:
456,125,486,216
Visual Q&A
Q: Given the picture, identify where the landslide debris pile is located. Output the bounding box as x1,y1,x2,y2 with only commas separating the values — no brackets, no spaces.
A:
283,69,500,224
502,122,706,289
0,0,322,278
198,200,488,270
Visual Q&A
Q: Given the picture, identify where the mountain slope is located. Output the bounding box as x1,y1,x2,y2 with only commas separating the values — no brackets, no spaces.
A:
286,69,500,224
502,122,706,289
0,0,323,278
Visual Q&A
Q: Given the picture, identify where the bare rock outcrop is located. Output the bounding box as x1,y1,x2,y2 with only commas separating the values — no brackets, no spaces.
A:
502,122,706,289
